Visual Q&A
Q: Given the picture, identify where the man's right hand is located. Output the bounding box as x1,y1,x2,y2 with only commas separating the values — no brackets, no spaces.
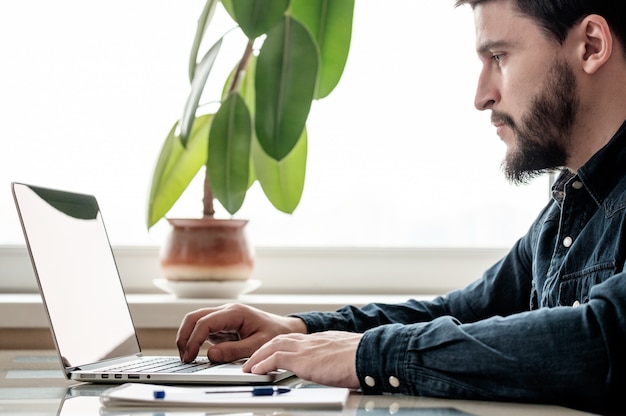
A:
176,303,307,363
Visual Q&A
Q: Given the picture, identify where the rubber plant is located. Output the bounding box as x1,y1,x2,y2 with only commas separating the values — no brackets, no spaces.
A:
147,0,354,228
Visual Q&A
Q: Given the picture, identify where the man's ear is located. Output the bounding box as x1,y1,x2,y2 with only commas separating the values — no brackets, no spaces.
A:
577,14,613,74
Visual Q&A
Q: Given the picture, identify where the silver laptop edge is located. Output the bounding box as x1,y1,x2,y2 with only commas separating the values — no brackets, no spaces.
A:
11,182,292,384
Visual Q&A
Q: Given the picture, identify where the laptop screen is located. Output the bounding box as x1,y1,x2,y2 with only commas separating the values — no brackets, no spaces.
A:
12,183,140,369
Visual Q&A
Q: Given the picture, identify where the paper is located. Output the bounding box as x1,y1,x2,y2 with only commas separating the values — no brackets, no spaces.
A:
100,383,349,410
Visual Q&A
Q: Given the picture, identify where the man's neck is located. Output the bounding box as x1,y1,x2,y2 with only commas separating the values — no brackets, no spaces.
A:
567,55,626,172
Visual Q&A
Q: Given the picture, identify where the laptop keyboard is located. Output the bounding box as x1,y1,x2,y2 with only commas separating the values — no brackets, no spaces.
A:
100,357,218,374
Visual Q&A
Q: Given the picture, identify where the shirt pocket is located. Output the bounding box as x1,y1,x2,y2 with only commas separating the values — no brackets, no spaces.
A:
558,261,616,307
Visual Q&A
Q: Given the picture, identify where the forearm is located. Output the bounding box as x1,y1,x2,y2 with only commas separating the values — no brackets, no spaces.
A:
292,297,451,333
292,272,529,334
355,276,626,412
293,237,535,334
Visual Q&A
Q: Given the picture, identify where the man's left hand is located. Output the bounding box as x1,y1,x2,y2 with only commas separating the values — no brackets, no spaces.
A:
242,331,362,389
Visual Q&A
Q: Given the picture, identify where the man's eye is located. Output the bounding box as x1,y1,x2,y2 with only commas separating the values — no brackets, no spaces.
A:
492,54,504,63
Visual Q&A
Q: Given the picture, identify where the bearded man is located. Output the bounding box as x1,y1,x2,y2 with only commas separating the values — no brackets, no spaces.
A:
176,1,626,413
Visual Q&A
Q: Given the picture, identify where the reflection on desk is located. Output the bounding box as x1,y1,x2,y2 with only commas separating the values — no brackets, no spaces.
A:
0,350,594,416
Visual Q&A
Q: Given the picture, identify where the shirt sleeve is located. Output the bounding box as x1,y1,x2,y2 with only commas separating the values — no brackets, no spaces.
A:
293,232,536,334
290,219,624,411
355,273,626,411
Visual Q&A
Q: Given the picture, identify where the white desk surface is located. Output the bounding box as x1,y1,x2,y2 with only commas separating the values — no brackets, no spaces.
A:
0,349,596,415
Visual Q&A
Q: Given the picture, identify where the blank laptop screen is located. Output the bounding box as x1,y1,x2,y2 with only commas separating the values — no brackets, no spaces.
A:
13,183,140,368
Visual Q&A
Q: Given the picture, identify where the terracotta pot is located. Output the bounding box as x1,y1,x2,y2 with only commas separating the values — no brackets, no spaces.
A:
160,218,253,282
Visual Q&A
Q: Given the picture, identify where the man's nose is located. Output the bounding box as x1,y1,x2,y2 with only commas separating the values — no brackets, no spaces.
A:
474,68,499,111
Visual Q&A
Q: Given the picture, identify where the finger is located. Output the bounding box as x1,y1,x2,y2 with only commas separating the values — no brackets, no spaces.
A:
249,350,298,376
208,332,272,363
176,308,218,359
242,334,301,372
207,330,240,344
178,306,241,362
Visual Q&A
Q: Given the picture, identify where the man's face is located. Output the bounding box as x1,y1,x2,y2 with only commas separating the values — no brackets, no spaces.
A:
473,1,580,184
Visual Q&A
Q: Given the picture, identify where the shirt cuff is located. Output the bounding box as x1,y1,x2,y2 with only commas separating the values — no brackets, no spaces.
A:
356,323,411,394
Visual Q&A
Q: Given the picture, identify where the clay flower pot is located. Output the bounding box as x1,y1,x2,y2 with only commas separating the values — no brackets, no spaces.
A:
160,218,253,282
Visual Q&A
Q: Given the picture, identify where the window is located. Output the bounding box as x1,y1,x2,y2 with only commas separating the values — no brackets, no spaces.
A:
0,0,549,251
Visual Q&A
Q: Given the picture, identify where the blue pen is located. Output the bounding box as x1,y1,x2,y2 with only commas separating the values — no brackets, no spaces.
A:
251,386,291,396
153,386,291,399
203,386,291,396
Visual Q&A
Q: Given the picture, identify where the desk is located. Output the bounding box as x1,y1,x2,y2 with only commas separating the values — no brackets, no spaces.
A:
0,349,593,415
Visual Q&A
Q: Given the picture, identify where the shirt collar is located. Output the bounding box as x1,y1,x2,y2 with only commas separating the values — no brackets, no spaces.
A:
552,120,626,207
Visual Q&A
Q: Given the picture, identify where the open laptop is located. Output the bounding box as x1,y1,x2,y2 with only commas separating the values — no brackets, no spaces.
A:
11,182,292,385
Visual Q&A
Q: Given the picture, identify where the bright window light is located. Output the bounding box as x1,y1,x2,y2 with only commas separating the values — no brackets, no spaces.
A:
0,0,550,248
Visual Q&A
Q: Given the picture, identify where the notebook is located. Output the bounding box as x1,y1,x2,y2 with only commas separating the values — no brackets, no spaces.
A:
99,383,350,410
11,182,293,385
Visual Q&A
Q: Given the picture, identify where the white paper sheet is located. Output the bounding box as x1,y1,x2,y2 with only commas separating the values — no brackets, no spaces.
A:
100,383,349,410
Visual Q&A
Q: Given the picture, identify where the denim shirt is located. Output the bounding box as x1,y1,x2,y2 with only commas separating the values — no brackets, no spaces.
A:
293,121,626,412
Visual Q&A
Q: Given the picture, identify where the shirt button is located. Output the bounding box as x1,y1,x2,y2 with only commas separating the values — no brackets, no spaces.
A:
563,236,573,248
364,376,376,387
572,181,583,190
573,300,581,308
389,376,400,388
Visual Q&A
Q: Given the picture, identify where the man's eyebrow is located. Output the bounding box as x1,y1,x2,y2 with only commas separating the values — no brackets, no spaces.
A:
476,40,515,56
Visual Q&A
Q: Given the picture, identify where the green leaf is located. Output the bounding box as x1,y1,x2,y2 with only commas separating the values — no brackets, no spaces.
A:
255,15,319,160
180,37,223,146
147,114,213,228
221,0,235,21
228,55,257,189
291,0,354,99
208,93,252,215
253,127,307,213
228,55,258,189
226,0,289,39
189,0,219,82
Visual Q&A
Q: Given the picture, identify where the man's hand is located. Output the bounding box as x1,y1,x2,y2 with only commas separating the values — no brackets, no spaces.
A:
242,331,362,389
176,303,307,363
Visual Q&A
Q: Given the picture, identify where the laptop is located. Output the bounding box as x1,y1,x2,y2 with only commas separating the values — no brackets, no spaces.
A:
11,182,292,385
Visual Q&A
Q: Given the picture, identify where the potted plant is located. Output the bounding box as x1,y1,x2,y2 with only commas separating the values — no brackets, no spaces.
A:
146,0,354,290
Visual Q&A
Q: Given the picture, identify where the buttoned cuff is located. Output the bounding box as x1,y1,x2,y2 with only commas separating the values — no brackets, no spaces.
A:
356,323,411,394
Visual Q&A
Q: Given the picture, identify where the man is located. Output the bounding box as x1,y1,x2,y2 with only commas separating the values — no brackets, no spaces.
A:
176,0,626,412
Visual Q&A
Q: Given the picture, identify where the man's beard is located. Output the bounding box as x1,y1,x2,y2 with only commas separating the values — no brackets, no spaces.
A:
492,59,579,185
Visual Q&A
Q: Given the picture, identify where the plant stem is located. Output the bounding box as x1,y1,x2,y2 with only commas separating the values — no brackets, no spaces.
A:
203,168,215,218
202,40,253,218
228,39,254,95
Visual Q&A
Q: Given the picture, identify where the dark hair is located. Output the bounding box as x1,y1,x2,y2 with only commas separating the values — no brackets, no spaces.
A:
455,0,626,56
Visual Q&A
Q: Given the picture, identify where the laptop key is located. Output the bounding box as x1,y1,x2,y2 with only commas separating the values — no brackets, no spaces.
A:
101,357,216,374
